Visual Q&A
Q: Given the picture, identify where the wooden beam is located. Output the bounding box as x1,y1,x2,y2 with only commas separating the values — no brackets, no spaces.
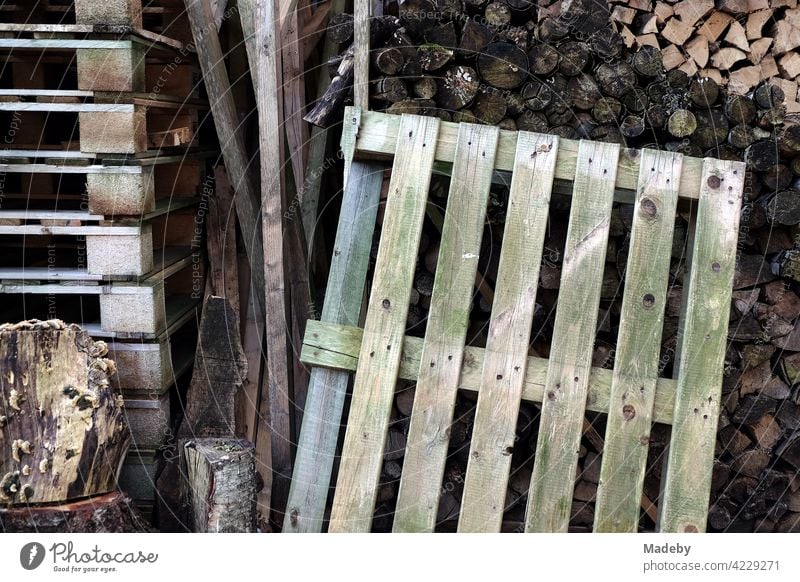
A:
184,0,265,315
241,0,295,528
351,110,708,201
299,320,679,426
458,130,556,533
328,115,440,532
594,150,682,533
526,141,619,532
283,161,383,533
394,124,500,533
659,159,745,533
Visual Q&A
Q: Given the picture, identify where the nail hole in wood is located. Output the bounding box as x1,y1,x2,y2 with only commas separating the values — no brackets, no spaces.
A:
622,404,635,420
711,261,721,272
382,298,391,309
642,293,655,309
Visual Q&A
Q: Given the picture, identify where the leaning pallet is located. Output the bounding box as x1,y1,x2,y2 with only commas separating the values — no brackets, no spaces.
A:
292,107,745,533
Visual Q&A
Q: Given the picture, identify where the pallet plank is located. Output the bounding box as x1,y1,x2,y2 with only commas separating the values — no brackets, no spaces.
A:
526,140,620,533
284,161,384,533
594,150,682,533
393,123,500,533
328,114,440,532
659,159,744,533
458,132,558,533
353,110,706,201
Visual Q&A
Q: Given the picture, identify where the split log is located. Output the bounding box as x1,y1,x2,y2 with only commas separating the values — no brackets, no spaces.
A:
184,438,257,532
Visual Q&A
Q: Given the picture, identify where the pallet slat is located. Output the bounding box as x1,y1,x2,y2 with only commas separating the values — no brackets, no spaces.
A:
458,131,558,533
284,161,384,533
353,110,707,201
526,141,620,533
594,150,682,533
393,123,499,533
300,320,680,426
329,114,440,532
659,158,745,533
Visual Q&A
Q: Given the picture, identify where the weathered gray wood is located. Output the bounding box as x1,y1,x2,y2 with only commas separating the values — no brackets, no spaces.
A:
300,319,680,425
659,158,744,533
184,0,264,313
526,140,619,533
184,438,256,533
301,0,347,245
393,123,500,533
328,114,440,532
594,150,682,532
458,131,558,533
353,110,708,201
353,0,371,109
284,161,383,533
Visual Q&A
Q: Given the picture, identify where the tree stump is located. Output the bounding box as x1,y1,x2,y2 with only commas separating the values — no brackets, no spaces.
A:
0,320,129,505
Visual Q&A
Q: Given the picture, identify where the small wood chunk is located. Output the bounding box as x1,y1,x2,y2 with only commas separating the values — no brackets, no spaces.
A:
748,415,782,449
772,7,800,54
778,52,800,78
711,47,747,70
718,0,750,12
661,44,685,70
728,65,763,93
673,0,714,26
636,33,660,48
697,11,734,42
726,20,751,51
747,9,775,39
654,3,674,25
436,65,479,110
485,2,511,27
749,37,774,62
777,435,800,469
662,16,695,45
459,19,494,55
760,55,780,78
637,14,659,35
183,438,256,532
477,42,528,89
611,5,636,25
668,109,697,137
686,35,710,67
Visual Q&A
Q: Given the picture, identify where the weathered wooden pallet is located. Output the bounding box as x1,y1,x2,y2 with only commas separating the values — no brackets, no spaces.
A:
0,24,194,94
292,108,745,533
0,150,216,215
0,95,207,154
0,2,195,46
0,200,201,276
0,254,201,336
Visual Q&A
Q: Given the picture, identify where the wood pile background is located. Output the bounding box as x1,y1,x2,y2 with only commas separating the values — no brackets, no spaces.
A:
308,0,800,533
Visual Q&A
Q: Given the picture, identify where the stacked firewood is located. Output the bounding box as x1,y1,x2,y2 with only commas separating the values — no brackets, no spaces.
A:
608,0,800,106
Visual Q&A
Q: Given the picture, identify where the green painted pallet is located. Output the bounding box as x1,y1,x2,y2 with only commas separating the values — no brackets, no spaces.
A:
289,108,745,533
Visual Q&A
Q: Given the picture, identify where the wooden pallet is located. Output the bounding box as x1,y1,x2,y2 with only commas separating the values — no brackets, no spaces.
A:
0,150,215,215
0,1,195,43
291,108,745,533
0,252,202,335
0,25,193,93
0,200,201,276
0,94,207,154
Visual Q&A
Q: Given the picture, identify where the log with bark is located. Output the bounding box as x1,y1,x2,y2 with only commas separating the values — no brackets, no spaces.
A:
0,320,129,506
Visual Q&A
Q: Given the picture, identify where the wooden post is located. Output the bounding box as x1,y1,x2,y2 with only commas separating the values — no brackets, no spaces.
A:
353,0,371,110
241,0,295,528
184,0,265,316
284,160,383,532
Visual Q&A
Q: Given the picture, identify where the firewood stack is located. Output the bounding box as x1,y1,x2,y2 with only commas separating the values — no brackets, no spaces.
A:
312,0,800,533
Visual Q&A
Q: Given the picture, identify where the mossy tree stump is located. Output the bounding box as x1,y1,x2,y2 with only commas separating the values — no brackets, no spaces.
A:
0,320,130,506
